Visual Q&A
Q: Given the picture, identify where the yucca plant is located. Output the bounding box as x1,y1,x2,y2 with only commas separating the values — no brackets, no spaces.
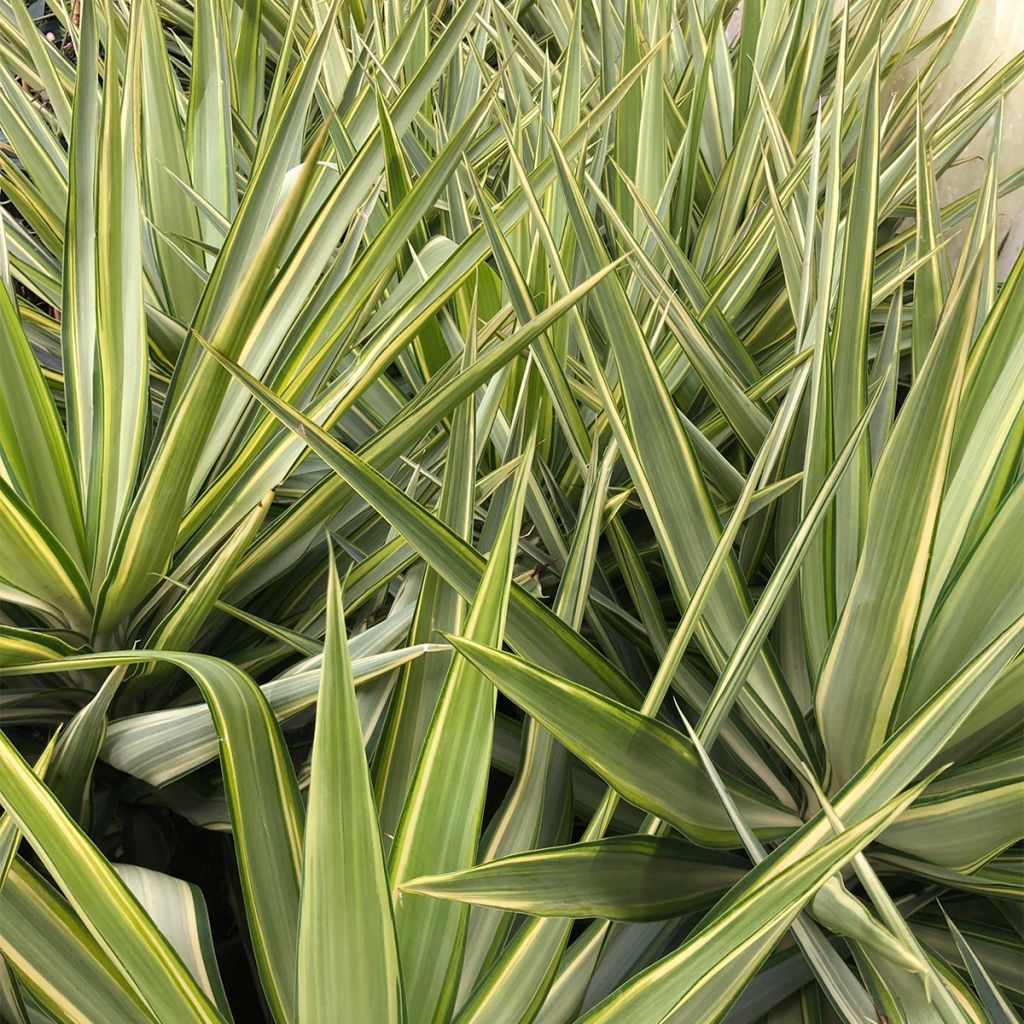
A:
0,0,1022,1021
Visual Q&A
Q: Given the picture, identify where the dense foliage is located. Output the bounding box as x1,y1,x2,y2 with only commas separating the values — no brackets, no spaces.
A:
0,1,1022,1022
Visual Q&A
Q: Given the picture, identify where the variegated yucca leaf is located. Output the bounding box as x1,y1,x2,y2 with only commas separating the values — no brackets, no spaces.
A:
0,1,1021,1022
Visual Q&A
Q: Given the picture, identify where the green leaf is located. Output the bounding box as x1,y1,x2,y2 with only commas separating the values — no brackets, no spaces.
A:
0,260,83,560
828,52,879,605
941,910,1022,1024
0,478,92,632
0,732,225,1023
387,440,532,1022
99,628,427,788
679,718,882,1024
296,552,404,1022
576,786,927,1023
817,253,984,784
546,126,809,759
187,0,236,235
196,328,641,710
443,637,801,848
112,864,233,1019
402,835,744,922
374,337,478,839
74,2,149,582
912,89,948,376
0,859,158,1024
3,650,303,1024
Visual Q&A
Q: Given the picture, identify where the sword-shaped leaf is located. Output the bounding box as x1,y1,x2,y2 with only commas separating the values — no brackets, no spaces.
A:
387,442,532,1022
443,637,801,848
402,835,744,922
296,553,404,1022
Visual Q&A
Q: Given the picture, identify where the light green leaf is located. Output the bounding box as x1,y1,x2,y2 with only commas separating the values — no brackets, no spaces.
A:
0,732,225,1023
576,787,926,1023
387,441,532,1022
0,859,157,1024
817,254,984,784
3,650,303,1024
296,552,404,1022
444,637,800,848
403,835,744,922
111,864,232,1019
